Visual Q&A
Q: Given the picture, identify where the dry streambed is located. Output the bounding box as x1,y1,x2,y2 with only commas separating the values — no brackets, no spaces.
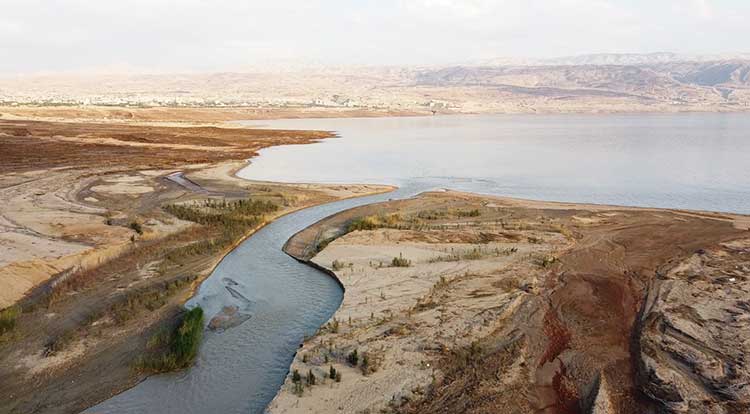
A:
271,191,749,414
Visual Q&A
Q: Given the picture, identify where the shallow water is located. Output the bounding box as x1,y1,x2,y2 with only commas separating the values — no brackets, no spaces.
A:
87,184,426,414
89,114,749,414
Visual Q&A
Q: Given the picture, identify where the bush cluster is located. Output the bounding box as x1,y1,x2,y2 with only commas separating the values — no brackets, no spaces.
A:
391,253,411,267
0,306,20,336
137,306,204,372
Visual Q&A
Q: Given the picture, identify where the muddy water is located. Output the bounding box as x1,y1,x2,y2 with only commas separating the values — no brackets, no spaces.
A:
89,113,750,413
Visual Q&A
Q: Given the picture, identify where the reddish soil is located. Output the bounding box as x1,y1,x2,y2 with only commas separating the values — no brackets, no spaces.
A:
0,119,332,173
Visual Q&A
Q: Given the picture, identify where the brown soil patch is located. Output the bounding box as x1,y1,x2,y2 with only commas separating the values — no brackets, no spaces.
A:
0,118,332,174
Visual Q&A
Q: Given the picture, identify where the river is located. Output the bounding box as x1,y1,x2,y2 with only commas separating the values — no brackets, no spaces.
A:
88,113,750,413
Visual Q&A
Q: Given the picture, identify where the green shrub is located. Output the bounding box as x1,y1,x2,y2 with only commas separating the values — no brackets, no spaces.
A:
291,369,304,395
456,209,481,218
331,259,345,271
328,318,340,333
347,349,359,366
163,198,277,227
307,369,316,385
347,216,378,232
159,198,280,263
315,236,336,253
0,306,19,335
137,306,204,373
391,253,411,267
329,365,337,379
171,307,203,366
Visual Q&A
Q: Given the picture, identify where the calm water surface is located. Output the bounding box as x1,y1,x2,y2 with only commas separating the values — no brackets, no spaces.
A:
241,114,750,214
89,114,749,414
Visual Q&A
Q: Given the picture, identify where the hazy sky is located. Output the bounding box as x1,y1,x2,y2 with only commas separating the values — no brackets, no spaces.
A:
1,0,748,73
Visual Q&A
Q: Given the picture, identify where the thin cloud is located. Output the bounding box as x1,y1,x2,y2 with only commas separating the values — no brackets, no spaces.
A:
0,0,748,73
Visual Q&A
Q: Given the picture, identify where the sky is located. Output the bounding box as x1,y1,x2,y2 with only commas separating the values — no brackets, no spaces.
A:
1,0,749,73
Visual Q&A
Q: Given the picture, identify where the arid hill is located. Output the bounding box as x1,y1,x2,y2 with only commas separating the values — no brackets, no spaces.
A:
1,58,749,114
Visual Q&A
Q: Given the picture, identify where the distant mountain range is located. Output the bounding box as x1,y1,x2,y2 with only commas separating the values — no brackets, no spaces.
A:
1,53,749,114
474,52,750,67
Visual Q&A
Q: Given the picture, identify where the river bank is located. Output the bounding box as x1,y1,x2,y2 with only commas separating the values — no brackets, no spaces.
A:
0,114,391,414
271,191,750,414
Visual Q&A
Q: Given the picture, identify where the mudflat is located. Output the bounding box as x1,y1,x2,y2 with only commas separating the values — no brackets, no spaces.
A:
272,191,750,414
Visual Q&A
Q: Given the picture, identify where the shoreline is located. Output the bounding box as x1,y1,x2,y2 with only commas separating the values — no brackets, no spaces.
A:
0,114,396,414
2,108,749,413
268,190,749,413
182,176,397,302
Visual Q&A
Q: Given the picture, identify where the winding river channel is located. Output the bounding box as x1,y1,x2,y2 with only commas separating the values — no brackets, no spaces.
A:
88,182,428,414
89,114,750,413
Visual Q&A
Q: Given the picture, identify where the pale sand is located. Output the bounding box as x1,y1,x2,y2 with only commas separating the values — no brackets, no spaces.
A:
269,226,567,413
0,159,393,309
268,191,749,413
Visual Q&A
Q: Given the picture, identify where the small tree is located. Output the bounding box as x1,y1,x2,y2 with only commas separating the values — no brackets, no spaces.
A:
329,365,337,379
292,369,301,383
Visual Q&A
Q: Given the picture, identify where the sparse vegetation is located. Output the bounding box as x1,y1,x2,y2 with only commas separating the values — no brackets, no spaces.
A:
0,306,19,336
536,255,558,268
292,369,304,395
347,214,402,233
326,318,340,333
361,354,369,374
347,349,359,366
164,198,278,224
332,259,345,271
359,351,382,375
110,276,195,324
160,198,278,261
348,216,379,232
456,209,481,218
428,245,517,263
391,253,411,267
417,210,448,220
315,236,336,253
44,330,75,356
329,365,337,379
307,369,316,385
129,220,143,235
